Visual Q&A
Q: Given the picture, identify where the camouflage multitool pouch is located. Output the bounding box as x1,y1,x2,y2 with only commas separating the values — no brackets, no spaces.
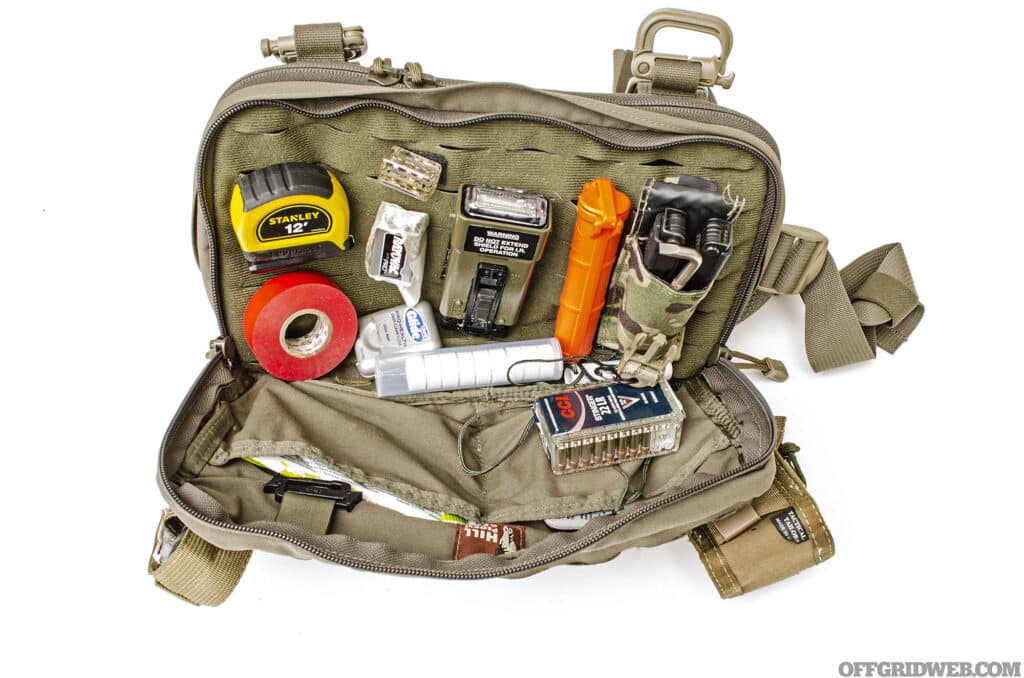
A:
598,177,747,385
149,10,924,605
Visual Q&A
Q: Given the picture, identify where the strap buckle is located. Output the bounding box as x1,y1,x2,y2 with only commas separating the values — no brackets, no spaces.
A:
758,224,830,296
150,509,187,568
626,9,735,94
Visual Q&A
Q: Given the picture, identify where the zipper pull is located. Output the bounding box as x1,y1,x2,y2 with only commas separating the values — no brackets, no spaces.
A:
367,57,403,86
367,58,437,88
721,346,788,382
401,61,437,88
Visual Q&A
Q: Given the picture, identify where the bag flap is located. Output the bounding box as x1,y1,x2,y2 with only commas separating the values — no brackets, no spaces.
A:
192,77,782,379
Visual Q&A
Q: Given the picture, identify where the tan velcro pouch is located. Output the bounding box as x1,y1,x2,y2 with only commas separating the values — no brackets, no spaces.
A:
689,423,835,598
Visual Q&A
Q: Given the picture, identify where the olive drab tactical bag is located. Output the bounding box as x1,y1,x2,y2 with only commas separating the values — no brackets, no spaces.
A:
149,9,924,605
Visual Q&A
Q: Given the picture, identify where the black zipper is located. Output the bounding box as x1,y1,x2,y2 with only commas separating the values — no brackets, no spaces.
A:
160,357,773,579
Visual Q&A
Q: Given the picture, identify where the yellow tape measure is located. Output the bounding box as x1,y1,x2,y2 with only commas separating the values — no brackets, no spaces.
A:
230,162,352,272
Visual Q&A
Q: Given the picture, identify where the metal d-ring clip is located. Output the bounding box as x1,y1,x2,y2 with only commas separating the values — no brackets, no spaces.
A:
626,9,735,93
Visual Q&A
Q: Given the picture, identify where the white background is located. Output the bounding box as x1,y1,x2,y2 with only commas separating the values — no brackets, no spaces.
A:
3,1,1021,675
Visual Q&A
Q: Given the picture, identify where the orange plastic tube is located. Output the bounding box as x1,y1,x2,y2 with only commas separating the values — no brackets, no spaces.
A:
555,178,632,357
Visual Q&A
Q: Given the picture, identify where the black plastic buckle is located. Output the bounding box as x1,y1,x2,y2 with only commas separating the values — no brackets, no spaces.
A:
263,475,363,511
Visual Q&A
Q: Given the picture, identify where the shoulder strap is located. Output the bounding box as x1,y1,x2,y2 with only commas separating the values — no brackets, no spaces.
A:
747,225,924,372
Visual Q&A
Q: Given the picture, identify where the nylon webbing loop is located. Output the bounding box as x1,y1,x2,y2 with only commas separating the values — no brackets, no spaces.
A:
293,23,348,60
757,226,924,372
174,402,235,484
844,246,925,357
275,492,336,535
650,58,703,94
262,23,365,63
149,513,250,607
626,58,705,95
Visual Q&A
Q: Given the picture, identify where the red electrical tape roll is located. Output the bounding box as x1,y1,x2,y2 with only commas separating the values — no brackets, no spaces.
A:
243,271,357,381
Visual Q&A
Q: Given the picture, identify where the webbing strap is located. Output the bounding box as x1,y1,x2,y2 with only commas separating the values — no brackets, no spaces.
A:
149,515,250,607
275,492,336,535
613,49,705,96
612,49,634,94
174,402,235,484
650,58,703,94
757,226,924,372
293,23,349,61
